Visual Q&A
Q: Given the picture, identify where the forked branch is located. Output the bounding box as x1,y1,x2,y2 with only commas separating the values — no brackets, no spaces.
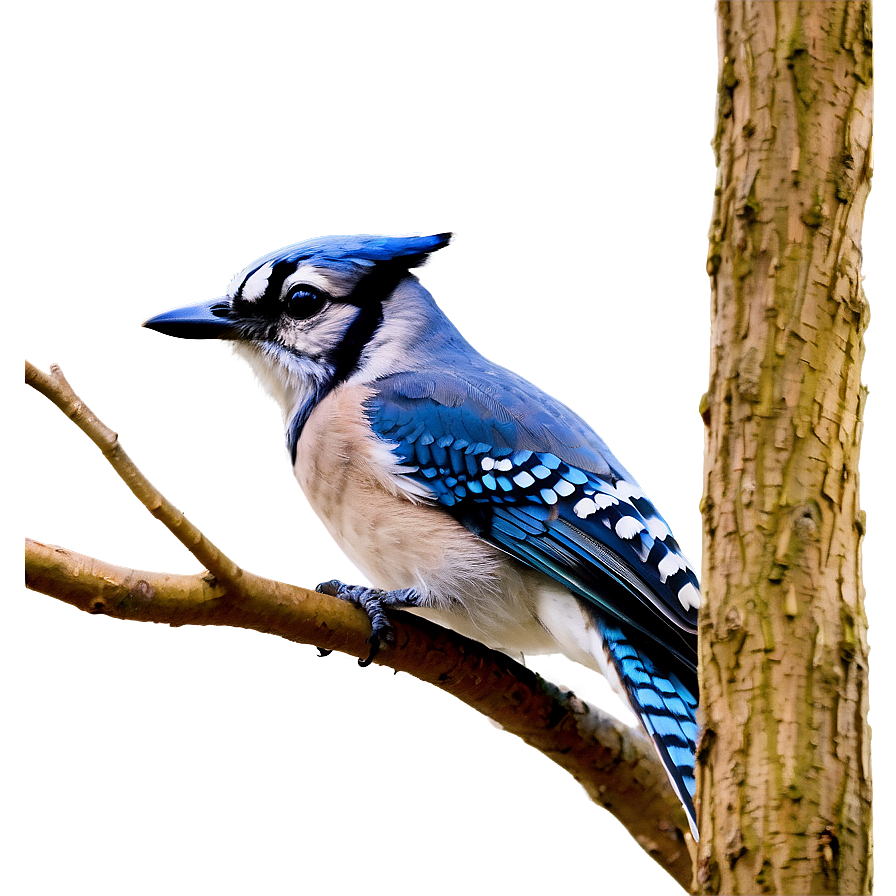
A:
24,360,694,890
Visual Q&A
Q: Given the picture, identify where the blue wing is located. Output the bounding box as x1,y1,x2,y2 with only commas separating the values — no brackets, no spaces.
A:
365,370,699,667
365,368,700,834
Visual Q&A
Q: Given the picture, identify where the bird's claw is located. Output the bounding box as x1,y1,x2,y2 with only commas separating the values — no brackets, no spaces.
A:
316,579,398,666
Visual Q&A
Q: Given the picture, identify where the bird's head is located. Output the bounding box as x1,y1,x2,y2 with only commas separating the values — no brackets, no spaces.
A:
144,233,452,424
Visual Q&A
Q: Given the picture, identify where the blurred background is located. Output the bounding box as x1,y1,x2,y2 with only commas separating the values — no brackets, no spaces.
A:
10,3,892,893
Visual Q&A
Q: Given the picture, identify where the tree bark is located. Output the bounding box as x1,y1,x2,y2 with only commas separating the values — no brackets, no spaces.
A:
697,3,872,894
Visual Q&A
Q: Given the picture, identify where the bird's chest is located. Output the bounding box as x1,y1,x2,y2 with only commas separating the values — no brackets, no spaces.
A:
290,384,447,590
289,383,560,657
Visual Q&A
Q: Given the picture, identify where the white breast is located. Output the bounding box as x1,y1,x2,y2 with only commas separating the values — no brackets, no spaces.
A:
292,382,563,655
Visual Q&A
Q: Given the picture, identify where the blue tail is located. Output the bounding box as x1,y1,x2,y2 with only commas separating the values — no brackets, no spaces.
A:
596,617,698,838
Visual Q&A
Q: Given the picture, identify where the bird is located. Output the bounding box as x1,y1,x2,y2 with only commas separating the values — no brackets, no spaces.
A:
144,233,700,836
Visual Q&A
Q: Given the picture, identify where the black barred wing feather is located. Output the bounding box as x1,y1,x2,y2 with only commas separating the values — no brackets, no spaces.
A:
366,370,700,835
365,371,699,680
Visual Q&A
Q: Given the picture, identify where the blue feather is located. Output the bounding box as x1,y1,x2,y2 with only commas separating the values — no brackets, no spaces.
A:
365,370,700,837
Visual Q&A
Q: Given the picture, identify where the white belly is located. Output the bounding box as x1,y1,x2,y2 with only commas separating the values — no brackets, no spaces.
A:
286,387,645,780
291,382,569,656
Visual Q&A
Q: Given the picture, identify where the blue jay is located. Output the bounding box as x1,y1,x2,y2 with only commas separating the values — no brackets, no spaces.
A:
144,233,700,836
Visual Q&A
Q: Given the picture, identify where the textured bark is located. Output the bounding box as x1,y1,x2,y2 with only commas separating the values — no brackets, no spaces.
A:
697,3,872,895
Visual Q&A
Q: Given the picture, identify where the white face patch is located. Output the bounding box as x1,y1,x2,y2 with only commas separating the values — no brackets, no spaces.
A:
232,340,326,423
231,258,361,306
277,301,360,358
239,260,275,302
283,264,357,299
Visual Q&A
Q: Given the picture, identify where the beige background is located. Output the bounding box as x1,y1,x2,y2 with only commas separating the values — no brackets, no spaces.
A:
11,3,892,893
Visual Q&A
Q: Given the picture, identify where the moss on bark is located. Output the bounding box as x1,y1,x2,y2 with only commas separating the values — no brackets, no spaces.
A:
697,4,872,894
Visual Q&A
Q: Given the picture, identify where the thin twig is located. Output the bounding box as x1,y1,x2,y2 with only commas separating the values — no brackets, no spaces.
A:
25,361,242,586
24,360,694,889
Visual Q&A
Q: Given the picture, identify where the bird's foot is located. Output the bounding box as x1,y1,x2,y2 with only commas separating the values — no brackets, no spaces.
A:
316,580,420,666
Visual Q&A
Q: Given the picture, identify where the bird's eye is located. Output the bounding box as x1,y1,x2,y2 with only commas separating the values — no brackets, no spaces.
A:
283,285,327,320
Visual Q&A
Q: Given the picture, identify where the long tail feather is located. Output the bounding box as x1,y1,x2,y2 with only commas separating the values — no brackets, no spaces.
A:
596,617,699,838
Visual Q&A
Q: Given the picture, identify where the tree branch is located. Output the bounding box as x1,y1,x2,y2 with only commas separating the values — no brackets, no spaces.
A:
25,360,694,889
25,360,242,586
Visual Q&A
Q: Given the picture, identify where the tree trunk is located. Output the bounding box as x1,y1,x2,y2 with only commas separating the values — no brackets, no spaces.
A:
696,3,872,895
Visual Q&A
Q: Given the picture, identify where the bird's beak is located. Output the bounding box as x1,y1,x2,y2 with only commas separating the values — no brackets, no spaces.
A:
143,298,237,339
